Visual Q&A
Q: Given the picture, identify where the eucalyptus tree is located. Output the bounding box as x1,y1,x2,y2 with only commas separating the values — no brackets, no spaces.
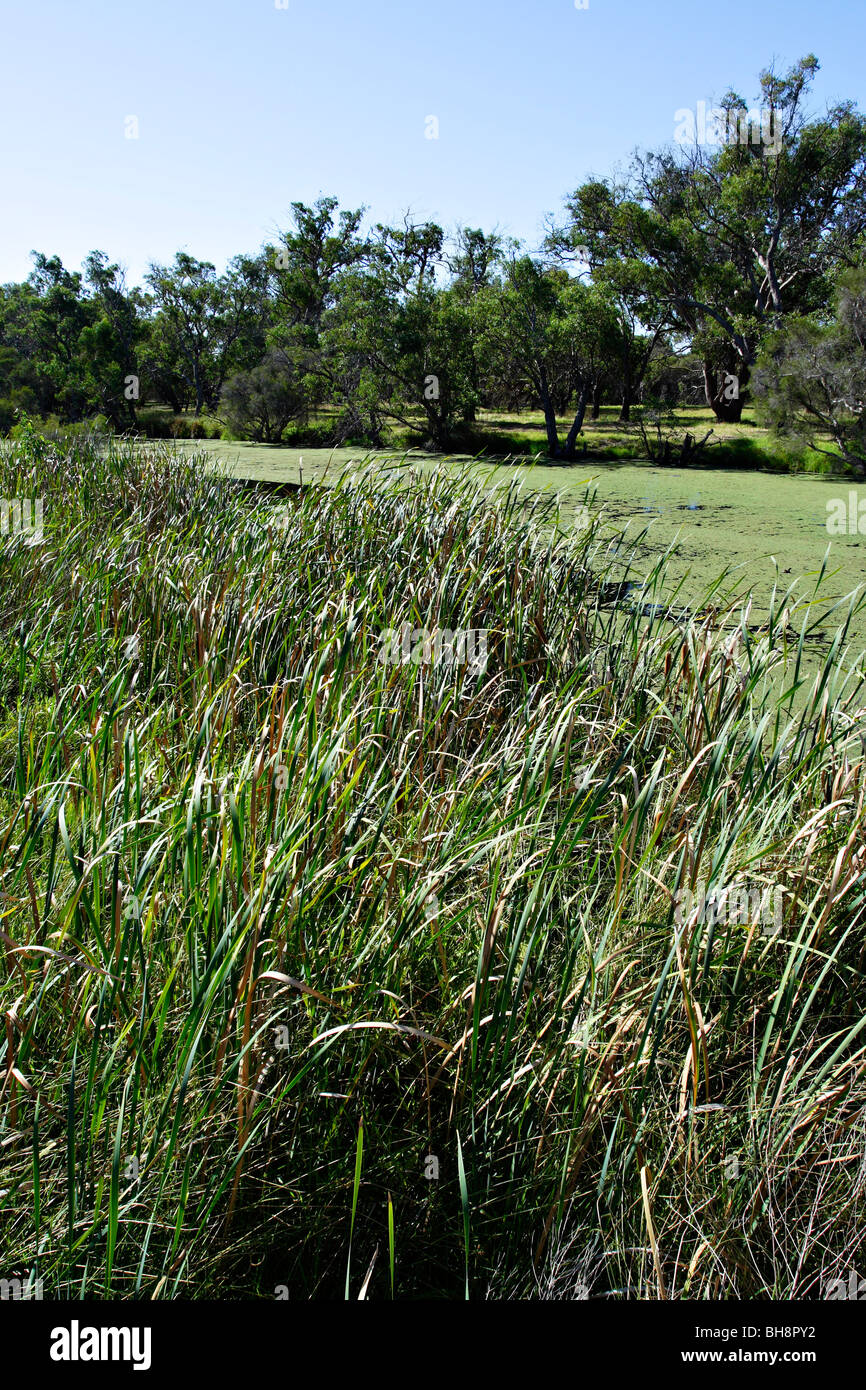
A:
0,253,92,422
476,255,618,460
321,216,477,449
546,192,672,421
556,56,866,422
144,251,270,415
78,251,147,428
754,266,866,474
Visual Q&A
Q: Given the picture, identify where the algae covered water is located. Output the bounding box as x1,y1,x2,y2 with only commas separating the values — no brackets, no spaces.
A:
180,437,866,665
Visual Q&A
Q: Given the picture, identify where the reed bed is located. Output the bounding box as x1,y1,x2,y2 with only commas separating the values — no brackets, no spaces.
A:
1,427,865,1300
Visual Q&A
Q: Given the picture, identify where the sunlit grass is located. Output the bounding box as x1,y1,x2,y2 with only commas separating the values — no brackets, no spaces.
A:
0,426,865,1300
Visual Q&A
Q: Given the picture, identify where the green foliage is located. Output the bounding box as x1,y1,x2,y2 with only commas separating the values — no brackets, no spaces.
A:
754,267,866,473
1,433,865,1299
552,56,866,425
220,349,308,443
475,257,618,457
142,251,271,417
0,57,864,472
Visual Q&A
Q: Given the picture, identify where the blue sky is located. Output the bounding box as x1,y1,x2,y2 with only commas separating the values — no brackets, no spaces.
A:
1,0,863,288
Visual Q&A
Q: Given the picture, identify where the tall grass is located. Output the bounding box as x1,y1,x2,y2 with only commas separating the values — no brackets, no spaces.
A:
1,427,865,1300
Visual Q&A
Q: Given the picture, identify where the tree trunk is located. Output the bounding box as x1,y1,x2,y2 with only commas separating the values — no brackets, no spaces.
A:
701,359,716,410
562,384,590,460
710,391,744,423
704,358,748,423
591,380,602,420
538,367,561,457
425,400,451,451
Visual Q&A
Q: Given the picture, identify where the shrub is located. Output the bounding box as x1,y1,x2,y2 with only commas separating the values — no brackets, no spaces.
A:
634,401,715,465
753,267,866,477
134,409,172,439
221,350,308,443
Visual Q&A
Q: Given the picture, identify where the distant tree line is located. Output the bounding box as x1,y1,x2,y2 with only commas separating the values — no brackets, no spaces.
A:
1,56,864,466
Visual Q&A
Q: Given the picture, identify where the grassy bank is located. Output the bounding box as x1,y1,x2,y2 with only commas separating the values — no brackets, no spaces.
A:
79,401,842,474
1,431,865,1300
458,406,837,473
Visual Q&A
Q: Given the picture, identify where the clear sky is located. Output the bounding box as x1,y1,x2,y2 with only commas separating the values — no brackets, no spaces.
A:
1,0,863,288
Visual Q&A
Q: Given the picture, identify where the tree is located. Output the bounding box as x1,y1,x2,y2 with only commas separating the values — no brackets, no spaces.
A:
0,254,93,422
476,256,616,460
445,226,505,421
322,216,477,449
556,57,866,422
753,267,866,474
77,252,146,429
144,252,270,415
269,196,367,343
263,197,369,437
446,226,504,299
546,190,672,420
221,348,307,443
